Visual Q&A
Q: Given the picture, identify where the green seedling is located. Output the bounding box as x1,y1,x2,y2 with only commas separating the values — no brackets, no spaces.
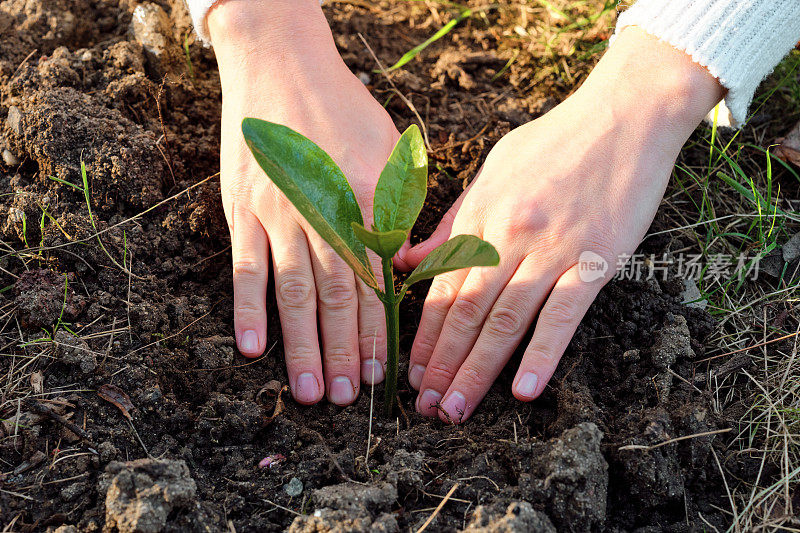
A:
182,32,195,82
242,120,499,415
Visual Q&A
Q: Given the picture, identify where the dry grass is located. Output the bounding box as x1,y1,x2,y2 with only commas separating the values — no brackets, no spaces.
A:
660,48,800,532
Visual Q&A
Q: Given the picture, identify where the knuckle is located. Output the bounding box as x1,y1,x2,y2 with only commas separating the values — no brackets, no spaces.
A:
324,347,356,367
542,297,577,327
234,300,264,315
486,303,527,336
581,236,615,263
359,332,386,353
427,278,458,304
223,174,255,198
458,365,484,389
284,343,318,364
426,361,456,384
277,271,315,309
506,208,548,235
317,278,356,310
411,335,437,359
527,344,558,364
449,294,485,328
232,261,266,281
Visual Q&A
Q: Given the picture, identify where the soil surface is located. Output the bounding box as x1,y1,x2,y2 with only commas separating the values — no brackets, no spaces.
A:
0,1,782,531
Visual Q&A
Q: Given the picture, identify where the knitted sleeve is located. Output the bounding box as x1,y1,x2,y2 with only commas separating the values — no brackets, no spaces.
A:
614,0,800,127
184,0,324,45
185,0,218,44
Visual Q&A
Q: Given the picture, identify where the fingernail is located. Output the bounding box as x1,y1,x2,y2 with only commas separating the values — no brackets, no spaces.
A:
295,372,320,404
361,360,385,385
417,389,442,415
240,330,258,353
441,391,466,420
329,376,355,405
408,364,426,389
516,372,539,399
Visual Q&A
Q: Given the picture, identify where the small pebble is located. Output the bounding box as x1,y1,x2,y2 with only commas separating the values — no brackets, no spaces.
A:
283,477,303,497
358,72,371,85
2,149,18,166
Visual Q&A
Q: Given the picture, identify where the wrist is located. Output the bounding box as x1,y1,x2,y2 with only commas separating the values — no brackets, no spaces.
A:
208,0,344,81
208,0,323,46
573,26,725,145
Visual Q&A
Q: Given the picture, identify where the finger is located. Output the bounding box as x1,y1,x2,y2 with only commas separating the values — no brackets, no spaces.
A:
271,223,324,405
415,254,521,417
231,205,269,358
512,263,605,401
358,252,388,386
307,232,361,406
407,268,469,400
402,178,475,268
392,238,413,272
436,257,556,423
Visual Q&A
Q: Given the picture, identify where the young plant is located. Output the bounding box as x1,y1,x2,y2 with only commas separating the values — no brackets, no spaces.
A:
242,120,499,415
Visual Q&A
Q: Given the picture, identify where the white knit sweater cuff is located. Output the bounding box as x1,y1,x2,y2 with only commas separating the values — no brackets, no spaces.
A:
186,0,219,44
185,0,325,45
614,0,800,128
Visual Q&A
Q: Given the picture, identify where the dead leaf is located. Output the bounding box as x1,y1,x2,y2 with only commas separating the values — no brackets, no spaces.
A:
97,383,135,421
256,380,282,404
264,385,289,426
30,372,43,394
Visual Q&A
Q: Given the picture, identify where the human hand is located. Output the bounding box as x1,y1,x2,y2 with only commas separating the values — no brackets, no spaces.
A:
209,0,401,405
403,27,725,423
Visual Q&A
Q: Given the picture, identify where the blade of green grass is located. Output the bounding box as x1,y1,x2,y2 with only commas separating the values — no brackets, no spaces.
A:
383,8,473,71
48,175,83,191
491,49,519,81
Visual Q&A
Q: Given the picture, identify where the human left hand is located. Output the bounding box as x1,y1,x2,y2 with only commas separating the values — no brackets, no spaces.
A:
399,27,725,423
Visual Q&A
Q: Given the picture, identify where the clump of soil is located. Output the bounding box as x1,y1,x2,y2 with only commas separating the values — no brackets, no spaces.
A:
101,459,199,533
0,1,751,531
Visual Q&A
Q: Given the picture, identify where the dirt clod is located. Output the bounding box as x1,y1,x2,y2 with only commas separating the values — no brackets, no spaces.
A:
14,269,84,329
521,422,608,532
54,329,96,374
312,481,397,515
288,508,399,533
101,459,197,533
464,502,556,532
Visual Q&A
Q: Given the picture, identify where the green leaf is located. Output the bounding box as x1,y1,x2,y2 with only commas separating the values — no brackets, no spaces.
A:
352,222,407,259
242,118,377,288
402,235,499,292
373,125,428,234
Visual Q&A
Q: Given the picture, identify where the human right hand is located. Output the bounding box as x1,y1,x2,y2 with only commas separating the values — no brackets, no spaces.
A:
208,0,400,406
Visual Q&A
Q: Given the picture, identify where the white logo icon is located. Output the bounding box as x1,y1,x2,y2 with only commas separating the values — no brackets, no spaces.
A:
578,251,608,283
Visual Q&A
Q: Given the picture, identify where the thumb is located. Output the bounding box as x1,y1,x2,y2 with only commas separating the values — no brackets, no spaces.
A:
400,180,472,269
402,205,457,268
392,239,413,271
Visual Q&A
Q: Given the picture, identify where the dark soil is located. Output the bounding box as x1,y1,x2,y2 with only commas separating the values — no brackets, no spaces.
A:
0,1,785,531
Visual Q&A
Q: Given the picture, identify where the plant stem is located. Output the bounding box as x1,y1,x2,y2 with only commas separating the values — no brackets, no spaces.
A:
381,258,399,416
